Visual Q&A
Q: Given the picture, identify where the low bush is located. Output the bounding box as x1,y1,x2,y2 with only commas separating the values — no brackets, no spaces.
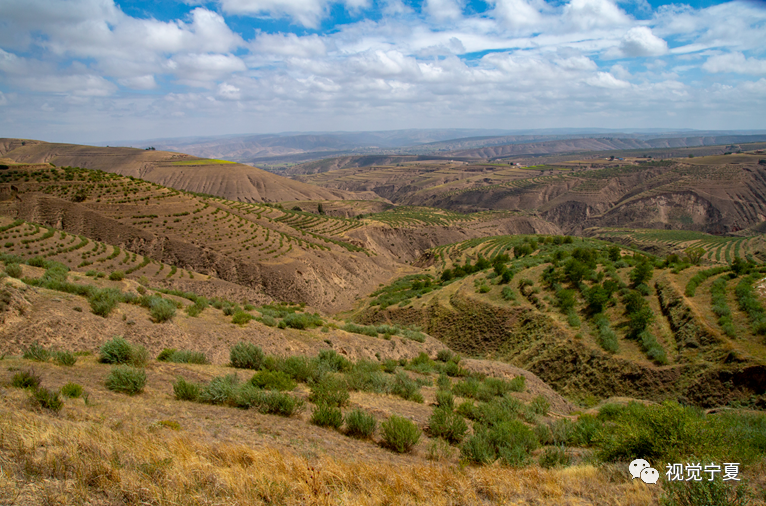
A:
200,374,239,405
435,389,454,409
452,377,481,399
89,288,123,317
341,322,378,337
105,365,147,395
53,350,77,366
229,342,264,370
100,336,147,367
344,409,377,439
159,349,209,365
60,382,83,398
660,474,752,506
283,312,324,329
249,370,296,391
173,377,202,401
108,270,125,281
390,371,423,403
5,263,22,278
309,375,349,408
428,407,468,444
11,369,41,389
461,420,538,467
32,387,63,412
237,387,304,416
529,395,550,416
508,375,525,392
381,415,421,453
22,342,50,362
317,349,352,373
539,445,571,468
311,404,343,429
232,311,254,325
148,297,176,323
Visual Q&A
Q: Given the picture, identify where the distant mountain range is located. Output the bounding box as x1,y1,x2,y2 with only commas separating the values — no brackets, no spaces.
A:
103,129,766,166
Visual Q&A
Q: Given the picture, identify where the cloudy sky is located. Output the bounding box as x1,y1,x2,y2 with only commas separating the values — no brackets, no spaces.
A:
0,0,764,144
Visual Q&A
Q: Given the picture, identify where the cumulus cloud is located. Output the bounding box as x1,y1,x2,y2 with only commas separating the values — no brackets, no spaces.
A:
490,0,546,31
618,27,667,57
702,52,766,75
219,0,368,27
423,0,464,21
562,0,631,31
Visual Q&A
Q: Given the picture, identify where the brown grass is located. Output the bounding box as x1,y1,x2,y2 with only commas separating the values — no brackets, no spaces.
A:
0,402,660,506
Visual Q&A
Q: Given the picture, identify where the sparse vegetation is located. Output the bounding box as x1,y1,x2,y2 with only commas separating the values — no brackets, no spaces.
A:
105,365,147,395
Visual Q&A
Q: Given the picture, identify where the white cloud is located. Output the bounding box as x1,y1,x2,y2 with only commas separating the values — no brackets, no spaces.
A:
562,0,630,32
118,75,157,90
424,0,464,22
586,71,631,88
618,27,667,57
169,53,247,84
0,92,7,106
702,52,766,75
252,32,329,58
217,82,241,99
491,0,545,31
219,0,368,27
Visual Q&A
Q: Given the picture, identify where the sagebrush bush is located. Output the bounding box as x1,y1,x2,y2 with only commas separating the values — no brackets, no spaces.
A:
428,407,468,444
108,270,125,281
5,263,22,278
53,350,77,366
660,475,751,506
309,375,349,408
232,311,254,325
462,420,538,467
381,415,421,453
173,377,201,401
344,408,377,439
311,404,343,429
238,387,304,416
200,374,239,405
249,370,296,391
60,382,83,398
105,365,146,395
149,297,176,323
32,387,63,412
435,389,454,409
11,369,41,389
89,288,123,317
163,349,209,364
390,372,423,403
157,348,177,361
229,342,264,370
277,355,321,383
22,342,50,362
539,445,571,469
317,349,352,373
100,336,147,366
529,395,550,416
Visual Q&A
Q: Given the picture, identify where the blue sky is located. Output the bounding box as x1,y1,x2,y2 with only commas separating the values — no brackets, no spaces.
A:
0,0,764,143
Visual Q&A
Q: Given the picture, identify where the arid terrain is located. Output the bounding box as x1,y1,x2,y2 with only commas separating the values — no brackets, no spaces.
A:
0,138,764,506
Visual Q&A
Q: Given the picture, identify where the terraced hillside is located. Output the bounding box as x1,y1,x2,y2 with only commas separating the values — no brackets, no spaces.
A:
0,138,378,203
352,235,766,408
296,152,766,235
0,164,561,310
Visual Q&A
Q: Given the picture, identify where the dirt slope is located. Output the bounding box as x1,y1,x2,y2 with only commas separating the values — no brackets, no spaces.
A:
0,138,378,203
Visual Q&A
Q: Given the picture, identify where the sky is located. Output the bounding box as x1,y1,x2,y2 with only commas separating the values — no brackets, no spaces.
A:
0,0,764,144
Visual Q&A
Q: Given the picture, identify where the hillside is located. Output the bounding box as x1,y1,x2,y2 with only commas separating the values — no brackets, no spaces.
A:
0,138,378,203
296,152,766,235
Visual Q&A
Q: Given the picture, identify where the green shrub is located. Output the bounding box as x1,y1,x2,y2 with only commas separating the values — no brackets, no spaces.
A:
149,297,176,323
508,375,525,392
501,286,515,301
99,336,147,366
157,348,177,361
53,350,77,366
109,270,125,281
435,390,454,409
539,445,571,468
309,375,349,408
382,359,398,373
462,420,538,467
249,370,296,391
436,373,451,390
344,409,377,439
257,315,277,327
283,312,324,329
570,414,600,446
344,365,390,394
428,407,468,444
229,342,264,370
660,476,751,506
60,382,83,398
239,388,304,416
311,404,343,429
32,387,63,412
89,288,122,317
381,415,421,453
200,374,239,405
160,349,209,364
529,395,550,416
341,322,379,337
390,371,423,403
173,377,202,401
11,369,41,389
105,365,147,395
232,311,254,325
317,349,352,373
5,263,22,278
22,342,50,362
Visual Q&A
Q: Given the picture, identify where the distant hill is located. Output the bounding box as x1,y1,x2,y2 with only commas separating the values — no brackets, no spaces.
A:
0,138,378,203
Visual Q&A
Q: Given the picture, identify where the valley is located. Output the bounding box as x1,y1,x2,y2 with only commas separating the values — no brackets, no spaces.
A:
0,137,764,505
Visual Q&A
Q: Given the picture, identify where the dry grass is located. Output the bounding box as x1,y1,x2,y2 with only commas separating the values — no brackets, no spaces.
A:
0,404,662,506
